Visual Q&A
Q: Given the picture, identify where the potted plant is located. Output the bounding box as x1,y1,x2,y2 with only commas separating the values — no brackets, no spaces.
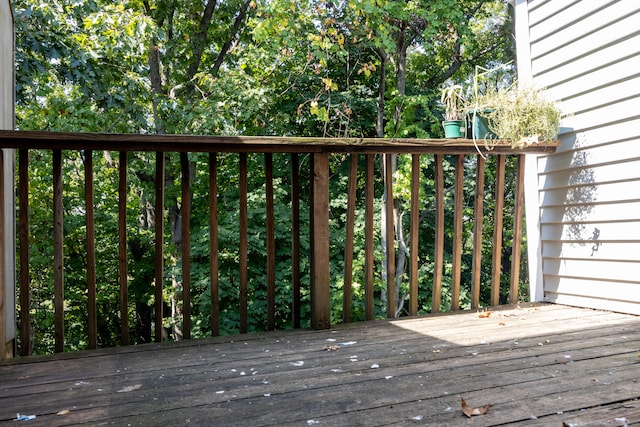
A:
471,85,561,148
440,85,466,138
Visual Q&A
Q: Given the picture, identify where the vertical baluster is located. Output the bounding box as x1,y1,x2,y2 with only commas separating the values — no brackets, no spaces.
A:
409,154,420,316
364,154,374,321
84,150,97,349
53,150,64,353
471,155,486,309
119,151,129,345
491,155,506,306
154,152,164,343
180,153,191,340
451,155,465,311
342,153,358,323
311,152,330,329
265,153,276,331
384,154,395,318
209,153,219,336
432,154,445,313
0,152,3,359
291,153,301,328
18,149,31,356
510,155,526,304
239,153,248,333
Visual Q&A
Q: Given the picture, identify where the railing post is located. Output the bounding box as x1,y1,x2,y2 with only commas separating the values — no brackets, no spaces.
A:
209,153,219,336
291,153,301,328
119,151,129,345
342,153,358,323
310,152,330,330
153,152,164,343
432,154,445,313
384,154,395,318
510,154,526,303
471,155,486,309
84,150,97,349
180,152,191,339
18,149,31,356
53,150,64,353
491,155,506,306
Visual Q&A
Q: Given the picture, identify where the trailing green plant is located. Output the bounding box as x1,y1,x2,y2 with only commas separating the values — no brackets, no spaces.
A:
471,85,561,148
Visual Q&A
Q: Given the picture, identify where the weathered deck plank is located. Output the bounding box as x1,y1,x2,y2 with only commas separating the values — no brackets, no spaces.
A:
1,304,639,426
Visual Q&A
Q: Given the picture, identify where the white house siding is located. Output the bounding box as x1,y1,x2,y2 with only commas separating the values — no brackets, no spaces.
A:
0,0,14,355
518,0,640,314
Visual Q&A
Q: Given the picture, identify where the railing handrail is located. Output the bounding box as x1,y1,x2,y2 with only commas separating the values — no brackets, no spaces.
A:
0,130,559,154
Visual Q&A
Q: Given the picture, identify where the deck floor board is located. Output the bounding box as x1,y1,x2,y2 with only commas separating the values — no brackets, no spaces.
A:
1,303,639,426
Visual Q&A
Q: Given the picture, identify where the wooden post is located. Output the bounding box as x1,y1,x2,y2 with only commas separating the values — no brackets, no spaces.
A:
84,150,97,349
119,151,129,345
53,150,64,353
451,155,464,311
471,155,486,309
209,153,219,336
409,154,420,316
510,155,526,303
342,153,358,323
310,152,330,330
18,149,31,356
364,154,374,321
384,154,395,318
265,153,276,331
239,153,248,333
153,152,164,343
180,153,191,340
291,154,301,328
432,154,445,313
0,150,4,360
491,155,506,306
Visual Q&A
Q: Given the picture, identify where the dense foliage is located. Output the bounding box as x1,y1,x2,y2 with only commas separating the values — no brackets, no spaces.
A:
13,0,521,354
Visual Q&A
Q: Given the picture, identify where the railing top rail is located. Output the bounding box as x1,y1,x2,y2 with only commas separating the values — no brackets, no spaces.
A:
0,130,559,154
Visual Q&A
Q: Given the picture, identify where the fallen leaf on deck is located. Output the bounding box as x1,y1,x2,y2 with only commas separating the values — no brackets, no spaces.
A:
478,311,492,318
461,398,493,417
56,409,71,416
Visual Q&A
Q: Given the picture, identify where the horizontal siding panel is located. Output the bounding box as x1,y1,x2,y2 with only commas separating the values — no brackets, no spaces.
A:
528,0,580,28
540,200,640,224
559,76,640,117
559,96,640,132
541,220,640,241
543,259,640,283
537,55,640,100
536,119,640,175
541,241,640,262
544,293,640,315
531,10,640,76
530,0,637,57
538,162,640,196
532,30,640,80
540,178,640,206
539,138,640,175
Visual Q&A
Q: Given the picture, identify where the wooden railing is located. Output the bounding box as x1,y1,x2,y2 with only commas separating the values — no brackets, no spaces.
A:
0,131,558,355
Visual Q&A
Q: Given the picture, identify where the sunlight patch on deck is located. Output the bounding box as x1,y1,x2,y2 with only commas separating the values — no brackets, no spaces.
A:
388,304,636,346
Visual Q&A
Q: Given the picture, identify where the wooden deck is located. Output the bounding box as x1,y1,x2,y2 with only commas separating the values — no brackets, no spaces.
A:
2,303,640,426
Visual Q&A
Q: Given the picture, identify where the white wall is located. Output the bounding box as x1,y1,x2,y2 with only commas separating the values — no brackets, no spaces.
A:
0,0,15,355
519,0,640,314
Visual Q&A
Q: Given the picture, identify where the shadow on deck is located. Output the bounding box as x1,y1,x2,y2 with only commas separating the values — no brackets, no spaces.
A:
2,303,640,426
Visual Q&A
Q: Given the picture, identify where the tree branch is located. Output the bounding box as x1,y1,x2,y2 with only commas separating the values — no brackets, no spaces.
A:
210,0,253,78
